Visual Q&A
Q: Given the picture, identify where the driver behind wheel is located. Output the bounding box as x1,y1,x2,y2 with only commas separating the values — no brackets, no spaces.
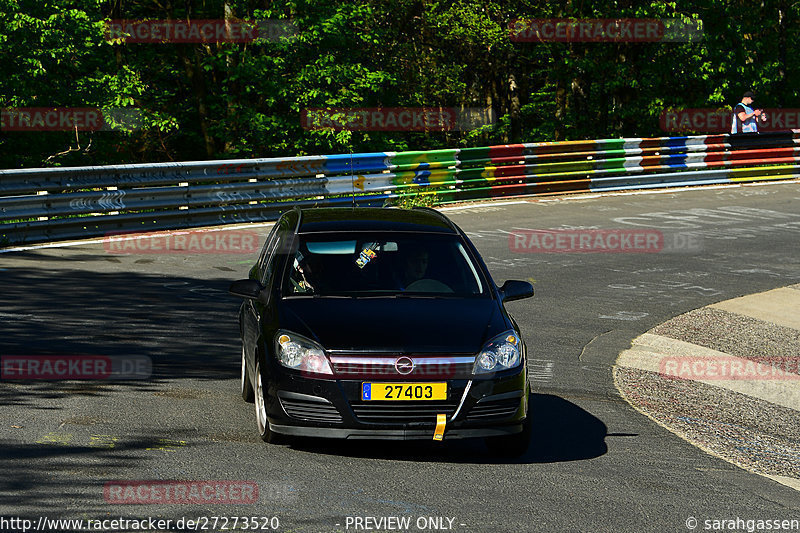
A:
400,246,430,289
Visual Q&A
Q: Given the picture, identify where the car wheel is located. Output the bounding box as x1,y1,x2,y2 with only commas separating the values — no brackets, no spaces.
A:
241,345,254,403
254,361,288,444
485,413,532,458
485,385,532,458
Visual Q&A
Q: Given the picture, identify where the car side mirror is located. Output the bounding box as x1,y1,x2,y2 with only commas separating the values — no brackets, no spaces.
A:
499,280,534,303
229,279,265,300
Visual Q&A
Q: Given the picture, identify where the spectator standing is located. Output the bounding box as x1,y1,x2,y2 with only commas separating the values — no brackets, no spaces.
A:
731,91,767,133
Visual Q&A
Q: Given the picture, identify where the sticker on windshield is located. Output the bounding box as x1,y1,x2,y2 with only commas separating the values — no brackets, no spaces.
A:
356,242,379,269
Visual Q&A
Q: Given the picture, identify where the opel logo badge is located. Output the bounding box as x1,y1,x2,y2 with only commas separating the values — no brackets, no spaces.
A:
395,356,415,375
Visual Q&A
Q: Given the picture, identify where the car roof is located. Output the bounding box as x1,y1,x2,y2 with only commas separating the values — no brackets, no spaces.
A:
295,207,459,234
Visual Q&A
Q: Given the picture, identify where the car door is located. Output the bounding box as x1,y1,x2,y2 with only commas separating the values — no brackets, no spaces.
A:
243,215,296,375
241,223,281,367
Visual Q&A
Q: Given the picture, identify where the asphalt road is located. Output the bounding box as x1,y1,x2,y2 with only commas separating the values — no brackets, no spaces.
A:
1,182,799,533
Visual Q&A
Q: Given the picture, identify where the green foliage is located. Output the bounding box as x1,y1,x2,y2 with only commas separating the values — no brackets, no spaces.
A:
387,190,440,210
1,0,799,168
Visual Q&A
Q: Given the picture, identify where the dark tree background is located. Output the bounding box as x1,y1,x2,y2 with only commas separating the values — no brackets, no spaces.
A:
0,0,796,168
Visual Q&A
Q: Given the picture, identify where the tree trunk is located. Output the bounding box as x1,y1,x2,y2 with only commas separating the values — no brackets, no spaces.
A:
508,72,521,142
224,1,237,154
777,0,787,106
179,45,216,158
555,77,566,141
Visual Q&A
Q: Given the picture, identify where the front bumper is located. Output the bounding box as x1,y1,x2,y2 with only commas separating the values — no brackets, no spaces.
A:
269,423,523,440
263,366,528,440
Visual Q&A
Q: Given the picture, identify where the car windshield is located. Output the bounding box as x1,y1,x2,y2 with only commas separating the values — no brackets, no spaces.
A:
283,232,486,297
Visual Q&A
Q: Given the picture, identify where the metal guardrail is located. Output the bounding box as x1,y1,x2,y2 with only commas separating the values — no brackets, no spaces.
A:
2,131,799,246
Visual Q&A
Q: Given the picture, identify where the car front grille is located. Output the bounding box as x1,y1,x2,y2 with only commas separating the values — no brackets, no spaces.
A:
351,400,459,424
466,397,521,422
278,392,343,424
330,355,474,380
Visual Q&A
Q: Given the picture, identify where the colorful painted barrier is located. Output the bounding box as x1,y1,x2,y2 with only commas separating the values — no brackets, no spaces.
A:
1,131,798,245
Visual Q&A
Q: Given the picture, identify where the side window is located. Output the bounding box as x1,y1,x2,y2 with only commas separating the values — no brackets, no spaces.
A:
259,236,281,285
260,223,292,286
256,224,280,273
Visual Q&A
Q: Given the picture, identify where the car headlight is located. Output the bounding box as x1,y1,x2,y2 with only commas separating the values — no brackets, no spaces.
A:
275,331,333,375
473,331,522,374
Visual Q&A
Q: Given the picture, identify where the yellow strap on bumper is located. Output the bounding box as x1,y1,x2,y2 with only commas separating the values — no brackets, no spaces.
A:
433,413,446,441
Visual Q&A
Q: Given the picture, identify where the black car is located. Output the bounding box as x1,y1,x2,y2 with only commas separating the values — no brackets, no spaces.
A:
229,207,534,455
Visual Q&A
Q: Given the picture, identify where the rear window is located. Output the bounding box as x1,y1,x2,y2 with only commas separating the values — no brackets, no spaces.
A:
283,233,487,297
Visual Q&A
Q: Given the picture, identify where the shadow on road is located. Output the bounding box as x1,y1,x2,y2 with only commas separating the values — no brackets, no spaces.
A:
0,262,243,404
528,392,608,462
0,436,202,513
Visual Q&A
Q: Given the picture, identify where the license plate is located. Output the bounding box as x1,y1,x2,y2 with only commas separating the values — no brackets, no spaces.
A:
362,382,447,401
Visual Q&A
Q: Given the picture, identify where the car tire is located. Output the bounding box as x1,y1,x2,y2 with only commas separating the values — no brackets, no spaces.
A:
241,345,254,403
254,361,289,444
484,413,532,458
485,386,532,458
